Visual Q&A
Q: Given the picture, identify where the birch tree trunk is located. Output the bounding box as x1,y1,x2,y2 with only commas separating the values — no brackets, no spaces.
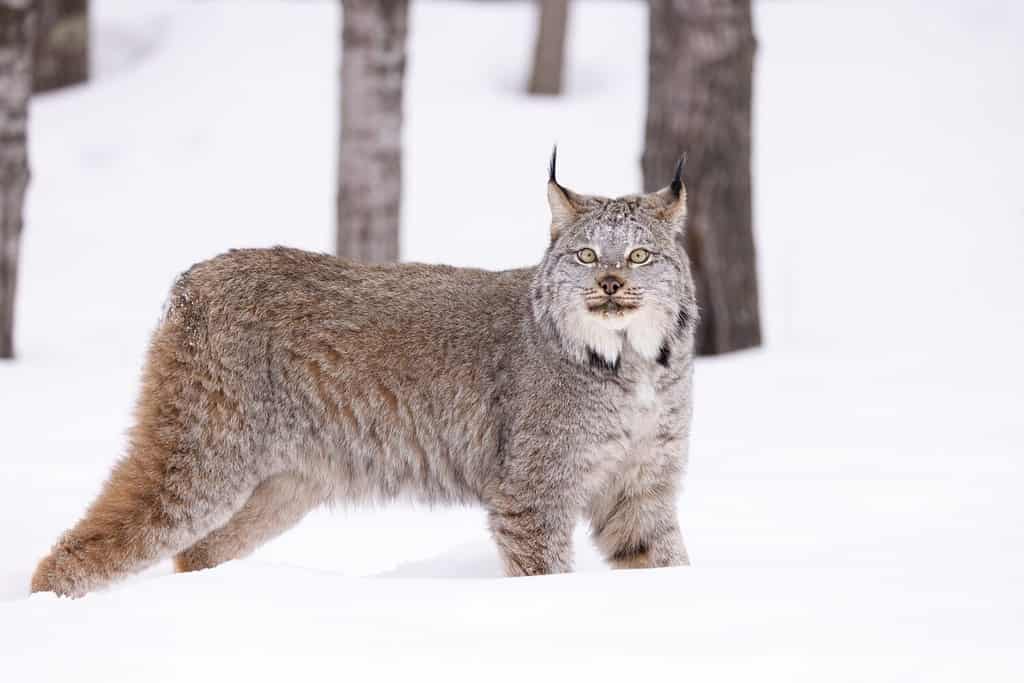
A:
527,0,569,95
0,0,34,359
337,0,407,263
33,0,87,93
642,0,761,355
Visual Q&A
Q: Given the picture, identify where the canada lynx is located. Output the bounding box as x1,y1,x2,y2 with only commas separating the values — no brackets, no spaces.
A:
32,153,698,597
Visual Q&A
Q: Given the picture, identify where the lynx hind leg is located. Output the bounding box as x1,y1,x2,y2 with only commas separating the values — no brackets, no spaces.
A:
31,316,260,598
30,442,254,598
175,472,325,573
588,476,689,570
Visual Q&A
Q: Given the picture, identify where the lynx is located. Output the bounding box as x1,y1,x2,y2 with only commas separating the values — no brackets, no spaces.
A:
31,152,698,597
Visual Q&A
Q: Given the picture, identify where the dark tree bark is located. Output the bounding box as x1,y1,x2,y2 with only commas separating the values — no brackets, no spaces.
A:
643,0,761,355
32,0,87,93
337,0,407,263
527,0,569,95
0,1,35,359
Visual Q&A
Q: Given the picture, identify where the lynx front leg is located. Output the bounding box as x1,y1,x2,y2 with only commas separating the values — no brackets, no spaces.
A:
590,485,688,569
487,504,575,576
589,453,689,569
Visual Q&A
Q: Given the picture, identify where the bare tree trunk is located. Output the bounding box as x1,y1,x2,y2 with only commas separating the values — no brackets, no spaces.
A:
0,1,35,359
33,0,87,93
643,0,761,355
527,0,569,95
337,0,407,263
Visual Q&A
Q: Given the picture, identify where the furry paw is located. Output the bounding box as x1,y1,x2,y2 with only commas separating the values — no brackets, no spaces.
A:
30,546,89,598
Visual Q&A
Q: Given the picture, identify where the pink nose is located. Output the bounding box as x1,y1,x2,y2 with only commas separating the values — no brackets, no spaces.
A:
599,275,623,296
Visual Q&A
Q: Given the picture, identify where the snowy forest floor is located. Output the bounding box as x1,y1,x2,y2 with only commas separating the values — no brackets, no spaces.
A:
1,1,1022,680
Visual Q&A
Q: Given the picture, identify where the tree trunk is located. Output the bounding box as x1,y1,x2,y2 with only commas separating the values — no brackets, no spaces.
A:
0,1,35,359
527,0,569,95
337,0,407,263
32,0,87,93
642,0,761,355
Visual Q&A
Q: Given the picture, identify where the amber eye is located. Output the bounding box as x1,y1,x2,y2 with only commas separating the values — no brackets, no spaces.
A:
576,248,598,264
628,248,651,265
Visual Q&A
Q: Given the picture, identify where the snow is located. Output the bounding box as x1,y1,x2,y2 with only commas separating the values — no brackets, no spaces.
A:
2,0,1023,680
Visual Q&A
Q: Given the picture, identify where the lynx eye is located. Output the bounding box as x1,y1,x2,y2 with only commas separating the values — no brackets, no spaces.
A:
628,248,651,265
576,248,598,265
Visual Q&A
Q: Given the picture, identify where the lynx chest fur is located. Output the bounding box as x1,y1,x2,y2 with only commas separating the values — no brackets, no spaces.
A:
31,154,698,597
575,345,692,498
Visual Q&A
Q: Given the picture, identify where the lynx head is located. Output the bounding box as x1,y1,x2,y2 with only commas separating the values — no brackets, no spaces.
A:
531,148,697,367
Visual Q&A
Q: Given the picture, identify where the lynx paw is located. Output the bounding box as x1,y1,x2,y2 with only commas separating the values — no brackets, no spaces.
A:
30,543,93,598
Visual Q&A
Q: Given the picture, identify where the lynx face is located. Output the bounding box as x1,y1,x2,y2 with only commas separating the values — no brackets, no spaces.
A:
532,152,695,365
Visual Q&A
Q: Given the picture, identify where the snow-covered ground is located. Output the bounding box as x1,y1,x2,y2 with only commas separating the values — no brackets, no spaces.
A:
2,0,1023,680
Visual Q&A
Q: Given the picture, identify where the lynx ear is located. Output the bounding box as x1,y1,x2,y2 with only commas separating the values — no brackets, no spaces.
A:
547,146,579,240
653,156,688,230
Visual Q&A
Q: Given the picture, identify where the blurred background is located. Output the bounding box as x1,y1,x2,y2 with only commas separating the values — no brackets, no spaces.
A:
0,1,1022,678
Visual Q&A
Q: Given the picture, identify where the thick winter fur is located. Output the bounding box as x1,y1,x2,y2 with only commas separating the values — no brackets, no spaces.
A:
31,158,699,597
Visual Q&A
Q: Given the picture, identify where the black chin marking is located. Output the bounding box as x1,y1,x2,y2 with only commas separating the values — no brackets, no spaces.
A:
656,344,671,368
587,349,620,374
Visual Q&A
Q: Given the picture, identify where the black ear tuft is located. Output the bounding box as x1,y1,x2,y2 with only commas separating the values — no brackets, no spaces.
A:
670,154,687,197
549,145,559,185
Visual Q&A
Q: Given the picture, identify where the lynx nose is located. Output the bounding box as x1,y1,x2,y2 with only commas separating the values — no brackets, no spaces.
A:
599,275,624,296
